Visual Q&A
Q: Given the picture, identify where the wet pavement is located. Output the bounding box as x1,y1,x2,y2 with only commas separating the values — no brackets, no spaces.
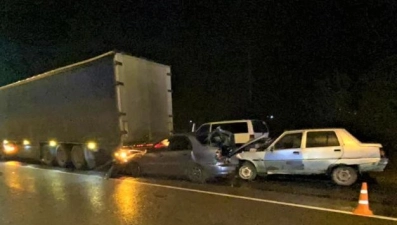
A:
0,161,396,225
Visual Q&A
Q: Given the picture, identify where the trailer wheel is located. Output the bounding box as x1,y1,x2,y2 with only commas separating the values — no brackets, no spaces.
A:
56,145,71,168
41,145,56,166
71,146,86,170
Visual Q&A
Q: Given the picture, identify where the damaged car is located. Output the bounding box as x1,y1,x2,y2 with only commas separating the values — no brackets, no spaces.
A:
232,128,388,186
111,129,238,183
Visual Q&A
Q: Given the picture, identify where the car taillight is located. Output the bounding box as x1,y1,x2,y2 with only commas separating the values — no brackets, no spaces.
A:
154,139,169,149
133,143,154,148
380,148,386,158
154,142,166,149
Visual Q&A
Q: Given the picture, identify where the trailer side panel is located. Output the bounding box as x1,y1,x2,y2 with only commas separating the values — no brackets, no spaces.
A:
0,56,120,159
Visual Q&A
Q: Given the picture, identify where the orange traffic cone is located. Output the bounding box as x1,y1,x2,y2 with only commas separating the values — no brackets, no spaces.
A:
353,182,373,216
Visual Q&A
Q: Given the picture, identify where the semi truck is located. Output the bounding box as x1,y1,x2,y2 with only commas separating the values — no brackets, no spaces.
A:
0,51,173,169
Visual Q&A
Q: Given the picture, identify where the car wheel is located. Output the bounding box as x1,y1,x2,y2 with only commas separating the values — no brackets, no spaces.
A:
186,164,208,184
238,162,257,181
331,166,358,186
125,162,141,177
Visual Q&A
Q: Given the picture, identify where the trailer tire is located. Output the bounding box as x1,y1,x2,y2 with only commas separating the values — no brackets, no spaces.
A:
56,145,71,168
71,146,86,170
41,145,57,166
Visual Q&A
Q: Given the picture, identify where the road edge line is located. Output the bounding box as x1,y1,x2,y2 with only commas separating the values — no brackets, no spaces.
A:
9,163,397,222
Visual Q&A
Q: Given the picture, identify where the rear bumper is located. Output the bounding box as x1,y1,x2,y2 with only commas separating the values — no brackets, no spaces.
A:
361,158,389,172
373,158,389,171
206,164,237,177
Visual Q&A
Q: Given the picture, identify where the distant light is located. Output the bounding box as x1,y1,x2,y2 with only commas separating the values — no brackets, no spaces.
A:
87,142,97,150
189,120,193,123
270,115,274,119
23,140,30,146
49,140,57,147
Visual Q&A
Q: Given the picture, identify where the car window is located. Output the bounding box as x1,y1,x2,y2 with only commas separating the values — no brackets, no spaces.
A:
196,124,210,134
274,133,302,150
252,120,268,133
168,136,192,151
306,131,340,148
212,122,248,134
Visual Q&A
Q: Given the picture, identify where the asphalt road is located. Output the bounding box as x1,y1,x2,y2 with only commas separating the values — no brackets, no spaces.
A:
0,162,395,225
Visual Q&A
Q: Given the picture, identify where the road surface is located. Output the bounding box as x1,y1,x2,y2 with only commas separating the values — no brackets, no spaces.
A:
0,161,395,225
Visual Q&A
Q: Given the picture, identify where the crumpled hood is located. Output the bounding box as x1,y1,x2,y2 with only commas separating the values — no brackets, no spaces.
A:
228,135,272,158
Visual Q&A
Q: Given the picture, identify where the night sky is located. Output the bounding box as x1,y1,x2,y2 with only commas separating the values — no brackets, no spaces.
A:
1,1,397,141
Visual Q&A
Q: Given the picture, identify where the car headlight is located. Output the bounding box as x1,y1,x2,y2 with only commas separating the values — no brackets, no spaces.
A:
115,150,129,158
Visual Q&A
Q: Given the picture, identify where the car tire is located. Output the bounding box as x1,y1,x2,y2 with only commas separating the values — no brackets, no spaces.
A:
125,162,141,177
331,166,358,186
238,162,257,181
186,164,208,184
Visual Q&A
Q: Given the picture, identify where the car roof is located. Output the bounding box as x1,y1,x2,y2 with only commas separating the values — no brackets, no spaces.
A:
283,128,346,133
202,119,263,125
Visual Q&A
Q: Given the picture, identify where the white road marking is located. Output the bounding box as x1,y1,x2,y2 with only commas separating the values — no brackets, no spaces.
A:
3,162,397,222
123,179,397,222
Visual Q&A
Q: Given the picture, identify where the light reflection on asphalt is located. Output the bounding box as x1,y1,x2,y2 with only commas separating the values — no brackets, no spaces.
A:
113,179,142,224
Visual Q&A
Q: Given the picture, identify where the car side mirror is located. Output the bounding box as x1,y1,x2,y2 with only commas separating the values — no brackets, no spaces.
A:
269,146,274,152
